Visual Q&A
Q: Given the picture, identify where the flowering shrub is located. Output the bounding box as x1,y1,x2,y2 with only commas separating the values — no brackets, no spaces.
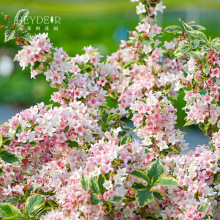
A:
0,1,220,219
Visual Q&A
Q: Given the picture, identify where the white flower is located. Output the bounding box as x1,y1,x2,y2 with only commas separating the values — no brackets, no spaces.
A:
117,168,127,176
143,45,152,54
114,201,125,210
132,141,142,153
90,167,101,177
142,137,152,146
148,95,158,105
70,171,80,180
168,134,178,145
157,140,169,151
103,180,113,190
155,131,164,141
124,206,134,218
114,175,126,185
155,2,166,13
136,3,146,15
155,39,162,47
44,70,54,81
174,80,184,91
164,41,176,50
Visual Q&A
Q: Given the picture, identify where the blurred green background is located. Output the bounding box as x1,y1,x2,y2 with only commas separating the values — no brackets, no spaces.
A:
0,0,220,126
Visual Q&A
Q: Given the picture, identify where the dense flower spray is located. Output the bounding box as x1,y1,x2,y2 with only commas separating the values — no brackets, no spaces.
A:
0,0,220,219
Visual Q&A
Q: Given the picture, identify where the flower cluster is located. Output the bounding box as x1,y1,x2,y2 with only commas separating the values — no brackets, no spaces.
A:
32,131,159,220
182,40,220,137
15,33,52,76
130,92,188,152
0,102,101,202
0,0,220,219
161,146,219,219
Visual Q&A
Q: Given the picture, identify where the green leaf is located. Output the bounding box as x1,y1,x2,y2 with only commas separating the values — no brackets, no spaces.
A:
198,203,209,213
64,126,69,134
122,127,133,132
120,134,132,145
146,159,164,186
107,113,120,123
90,193,102,205
193,39,200,48
203,63,211,76
106,113,115,122
181,20,193,31
189,30,208,43
191,25,206,31
199,40,209,48
4,29,16,42
2,217,18,220
0,151,20,164
212,37,219,44
135,189,154,207
3,139,11,146
126,112,133,120
142,38,154,45
0,203,22,219
184,119,194,127
15,125,22,134
24,195,45,215
14,9,29,24
164,25,182,33
188,51,202,59
98,174,105,194
0,168,3,177
166,146,180,154
102,110,109,125
10,206,23,218
66,140,79,149
169,95,178,100
142,115,146,127
131,169,150,183
131,182,146,190
27,186,34,195
152,190,165,202
36,207,52,219
174,44,192,57
104,201,112,212
0,204,14,217
156,177,180,187
21,32,32,42
213,173,218,183
93,133,100,138
211,43,220,53
107,92,118,101
141,214,159,220
90,178,100,194
112,196,123,203
187,21,196,25
30,142,37,148
144,148,150,154
4,198,17,205
81,173,89,191
186,97,196,106
198,202,209,213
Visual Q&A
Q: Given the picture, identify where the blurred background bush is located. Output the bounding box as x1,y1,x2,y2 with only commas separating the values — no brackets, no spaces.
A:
0,0,220,130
